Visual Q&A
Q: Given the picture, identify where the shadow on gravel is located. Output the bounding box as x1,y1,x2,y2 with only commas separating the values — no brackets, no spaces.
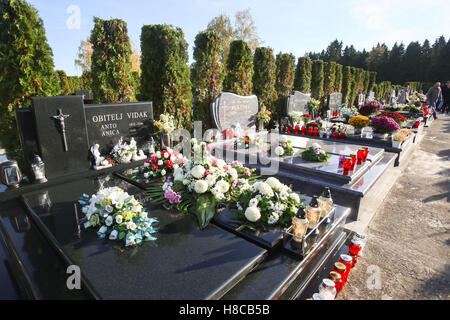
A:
419,264,450,299
422,168,450,203
436,149,450,159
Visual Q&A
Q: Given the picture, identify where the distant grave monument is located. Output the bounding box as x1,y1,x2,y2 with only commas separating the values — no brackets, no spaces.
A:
286,91,311,115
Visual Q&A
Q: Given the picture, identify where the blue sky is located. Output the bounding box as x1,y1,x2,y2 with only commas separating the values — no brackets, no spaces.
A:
28,0,450,76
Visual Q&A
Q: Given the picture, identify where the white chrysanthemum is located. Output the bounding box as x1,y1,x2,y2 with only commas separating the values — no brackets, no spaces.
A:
216,180,230,193
228,167,238,180
268,213,280,225
194,180,209,194
258,182,273,196
312,143,321,150
249,198,259,207
274,146,284,156
255,194,262,201
266,177,282,191
250,184,257,192
245,207,261,222
289,193,300,204
191,165,206,179
280,191,288,201
280,135,288,143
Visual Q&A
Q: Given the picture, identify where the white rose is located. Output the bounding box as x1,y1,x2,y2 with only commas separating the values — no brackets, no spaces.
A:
170,155,176,162
144,172,150,179
275,146,284,156
158,160,163,166
245,207,261,222
164,153,170,159
109,230,118,240
205,174,216,187
280,135,288,143
191,165,206,179
161,169,167,176
156,151,161,159
140,211,148,219
127,221,137,231
115,215,123,224
194,180,209,194
144,162,150,167
216,180,230,193
289,193,300,204
105,216,113,227
228,168,238,180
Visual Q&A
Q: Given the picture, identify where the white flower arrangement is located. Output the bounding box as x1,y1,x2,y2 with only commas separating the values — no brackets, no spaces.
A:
147,139,257,229
234,178,305,231
154,114,176,134
110,137,141,164
78,187,158,247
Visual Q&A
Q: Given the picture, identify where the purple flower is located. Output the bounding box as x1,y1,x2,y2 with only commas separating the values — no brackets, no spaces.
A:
371,116,400,132
164,190,181,204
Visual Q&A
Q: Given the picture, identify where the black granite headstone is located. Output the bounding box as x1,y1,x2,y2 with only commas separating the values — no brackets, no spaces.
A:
211,93,258,133
286,91,311,115
84,102,153,154
31,96,90,179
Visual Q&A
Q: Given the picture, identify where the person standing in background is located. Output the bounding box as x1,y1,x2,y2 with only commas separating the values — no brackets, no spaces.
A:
426,82,442,120
440,81,450,114
397,84,410,104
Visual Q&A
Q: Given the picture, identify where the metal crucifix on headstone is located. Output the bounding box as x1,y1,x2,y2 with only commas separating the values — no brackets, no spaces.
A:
51,109,70,152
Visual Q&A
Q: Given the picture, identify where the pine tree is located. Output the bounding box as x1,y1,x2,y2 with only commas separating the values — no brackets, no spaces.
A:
275,52,295,118
311,60,324,100
56,70,70,95
0,0,60,164
191,30,225,130
90,17,135,104
294,56,312,93
140,24,193,129
323,61,337,96
342,66,352,104
335,64,343,93
252,47,278,111
223,40,254,96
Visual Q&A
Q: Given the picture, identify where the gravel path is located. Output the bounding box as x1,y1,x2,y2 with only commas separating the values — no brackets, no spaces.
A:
337,114,450,300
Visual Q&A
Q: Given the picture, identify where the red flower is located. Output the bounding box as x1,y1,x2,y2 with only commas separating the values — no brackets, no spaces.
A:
152,165,159,170
166,160,174,168
151,156,158,164
303,114,313,118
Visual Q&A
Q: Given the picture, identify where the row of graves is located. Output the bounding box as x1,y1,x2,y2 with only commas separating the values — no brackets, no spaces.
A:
0,87,433,300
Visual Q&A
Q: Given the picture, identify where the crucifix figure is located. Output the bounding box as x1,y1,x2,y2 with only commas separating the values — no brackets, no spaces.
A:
51,109,70,152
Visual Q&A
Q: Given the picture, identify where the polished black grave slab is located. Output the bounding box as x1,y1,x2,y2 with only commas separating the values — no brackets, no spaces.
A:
21,175,267,300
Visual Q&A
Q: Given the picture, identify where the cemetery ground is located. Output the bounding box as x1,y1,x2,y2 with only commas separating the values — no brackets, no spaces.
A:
337,114,450,300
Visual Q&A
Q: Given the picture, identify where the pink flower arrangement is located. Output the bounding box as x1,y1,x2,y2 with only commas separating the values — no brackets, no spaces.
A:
164,189,182,204
371,116,400,133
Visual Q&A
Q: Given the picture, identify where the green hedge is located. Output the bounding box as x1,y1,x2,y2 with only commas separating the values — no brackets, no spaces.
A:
0,0,60,164
56,70,70,95
335,64,343,93
275,52,295,118
294,56,312,93
375,81,392,102
223,40,253,96
253,47,278,111
341,66,352,105
323,61,337,96
368,72,377,92
349,67,358,106
140,24,193,130
90,17,135,104
363,70,371,93
311,60,324,100
191,30,225,130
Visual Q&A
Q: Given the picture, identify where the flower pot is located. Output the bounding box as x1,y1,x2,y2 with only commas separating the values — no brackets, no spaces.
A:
161,133,172,148
392,140,402,148
353,128,362,135
372,133,389,140
258,119,264,131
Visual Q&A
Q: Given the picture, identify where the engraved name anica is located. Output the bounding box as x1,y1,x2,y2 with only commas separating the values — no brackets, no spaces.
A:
91,111,149,137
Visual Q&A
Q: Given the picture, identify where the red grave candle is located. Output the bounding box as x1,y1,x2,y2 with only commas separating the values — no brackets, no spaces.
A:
301,126,306,135
363,147,369,161
343,157,352,176
287,126,292,134
333,262,347,287
314,128,319,136
339,254,353,283
308,127,313,136
349,239,363,257
350,154,357,171
340,133,346,140
328,272,343,294
295,126,300,135
357,149,365,165
333,132,339,140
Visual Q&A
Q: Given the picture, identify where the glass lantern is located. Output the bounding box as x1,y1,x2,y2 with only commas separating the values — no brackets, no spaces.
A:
0,160,22,188
31,155,47,184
